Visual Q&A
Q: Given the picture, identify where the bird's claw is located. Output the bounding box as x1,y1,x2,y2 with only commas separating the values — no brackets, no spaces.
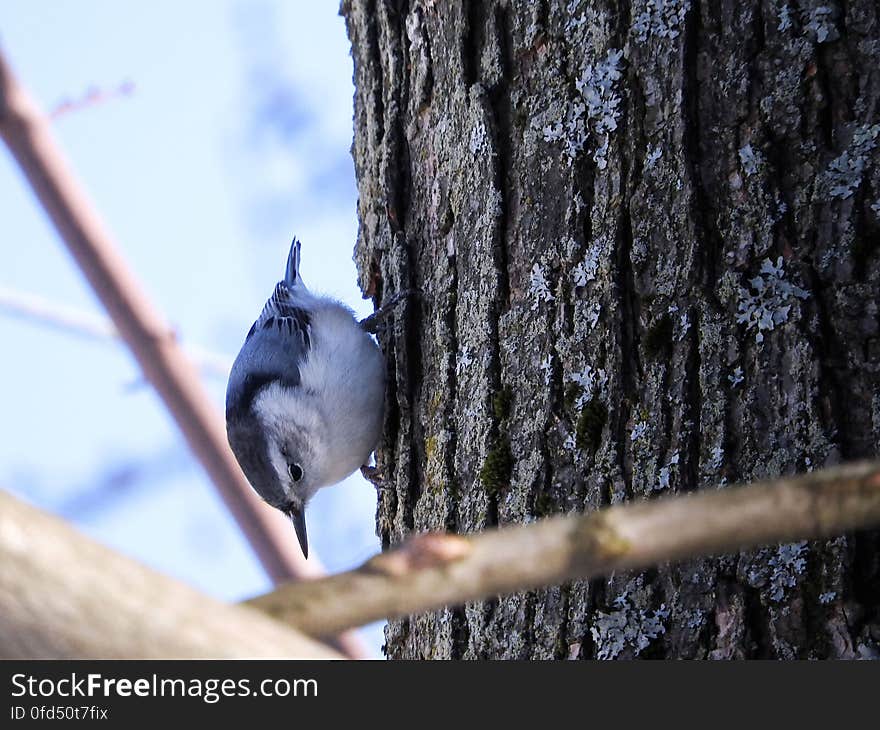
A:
361,464,393,492
360,289,418,334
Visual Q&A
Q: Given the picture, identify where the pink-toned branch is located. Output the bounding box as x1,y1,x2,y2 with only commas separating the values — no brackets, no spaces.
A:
0,49,365,658
49,80,135,120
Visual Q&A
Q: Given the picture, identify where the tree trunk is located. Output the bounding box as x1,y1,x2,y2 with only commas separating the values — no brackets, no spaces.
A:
343,0,880,659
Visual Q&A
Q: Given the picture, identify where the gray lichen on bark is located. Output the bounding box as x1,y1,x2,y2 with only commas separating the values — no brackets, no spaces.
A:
343,0,880,659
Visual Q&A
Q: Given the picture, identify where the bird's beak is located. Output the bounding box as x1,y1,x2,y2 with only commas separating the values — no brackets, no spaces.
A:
288,506,309,559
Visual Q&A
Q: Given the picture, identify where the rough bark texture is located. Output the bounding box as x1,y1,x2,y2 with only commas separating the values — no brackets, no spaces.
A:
343,0,880,659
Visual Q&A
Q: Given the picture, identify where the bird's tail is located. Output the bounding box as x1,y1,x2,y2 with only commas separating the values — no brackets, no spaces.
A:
284,238,302,287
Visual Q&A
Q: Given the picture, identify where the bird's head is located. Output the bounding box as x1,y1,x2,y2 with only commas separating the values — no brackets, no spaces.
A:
226,379,326,558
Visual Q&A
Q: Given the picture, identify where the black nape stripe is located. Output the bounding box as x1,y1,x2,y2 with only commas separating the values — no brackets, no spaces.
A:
230,372,276,415
230,371,298,416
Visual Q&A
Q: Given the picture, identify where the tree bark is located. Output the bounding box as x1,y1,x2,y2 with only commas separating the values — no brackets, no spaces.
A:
343,0,880,659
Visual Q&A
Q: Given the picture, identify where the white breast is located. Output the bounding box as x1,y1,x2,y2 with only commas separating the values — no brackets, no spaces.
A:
298,298,386,485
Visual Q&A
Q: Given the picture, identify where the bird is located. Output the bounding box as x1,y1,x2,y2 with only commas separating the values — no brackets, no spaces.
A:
225,238,396,558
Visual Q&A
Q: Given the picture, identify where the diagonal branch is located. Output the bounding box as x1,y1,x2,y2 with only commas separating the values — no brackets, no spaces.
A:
247,460,880,638
0,48,367,658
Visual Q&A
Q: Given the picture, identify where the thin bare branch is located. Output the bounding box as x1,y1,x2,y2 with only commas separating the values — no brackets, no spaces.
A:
0,48,368,658
248,460,880,638
0,286,231,377
0,489,340,659
49,80,135,120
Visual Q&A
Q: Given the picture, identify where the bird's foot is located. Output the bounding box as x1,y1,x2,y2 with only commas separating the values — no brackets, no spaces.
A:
361,464,393,492
359,289,418,334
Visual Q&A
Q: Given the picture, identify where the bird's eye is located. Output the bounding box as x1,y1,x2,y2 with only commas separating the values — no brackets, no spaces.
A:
288,463,304,482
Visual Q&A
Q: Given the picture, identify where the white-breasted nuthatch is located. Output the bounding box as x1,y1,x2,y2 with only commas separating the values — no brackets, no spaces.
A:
226,238,389,558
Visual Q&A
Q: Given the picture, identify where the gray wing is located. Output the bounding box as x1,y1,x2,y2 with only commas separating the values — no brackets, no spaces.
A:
226,283,311,416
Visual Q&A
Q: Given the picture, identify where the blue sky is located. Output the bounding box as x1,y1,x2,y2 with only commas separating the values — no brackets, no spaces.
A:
0,1,383,655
